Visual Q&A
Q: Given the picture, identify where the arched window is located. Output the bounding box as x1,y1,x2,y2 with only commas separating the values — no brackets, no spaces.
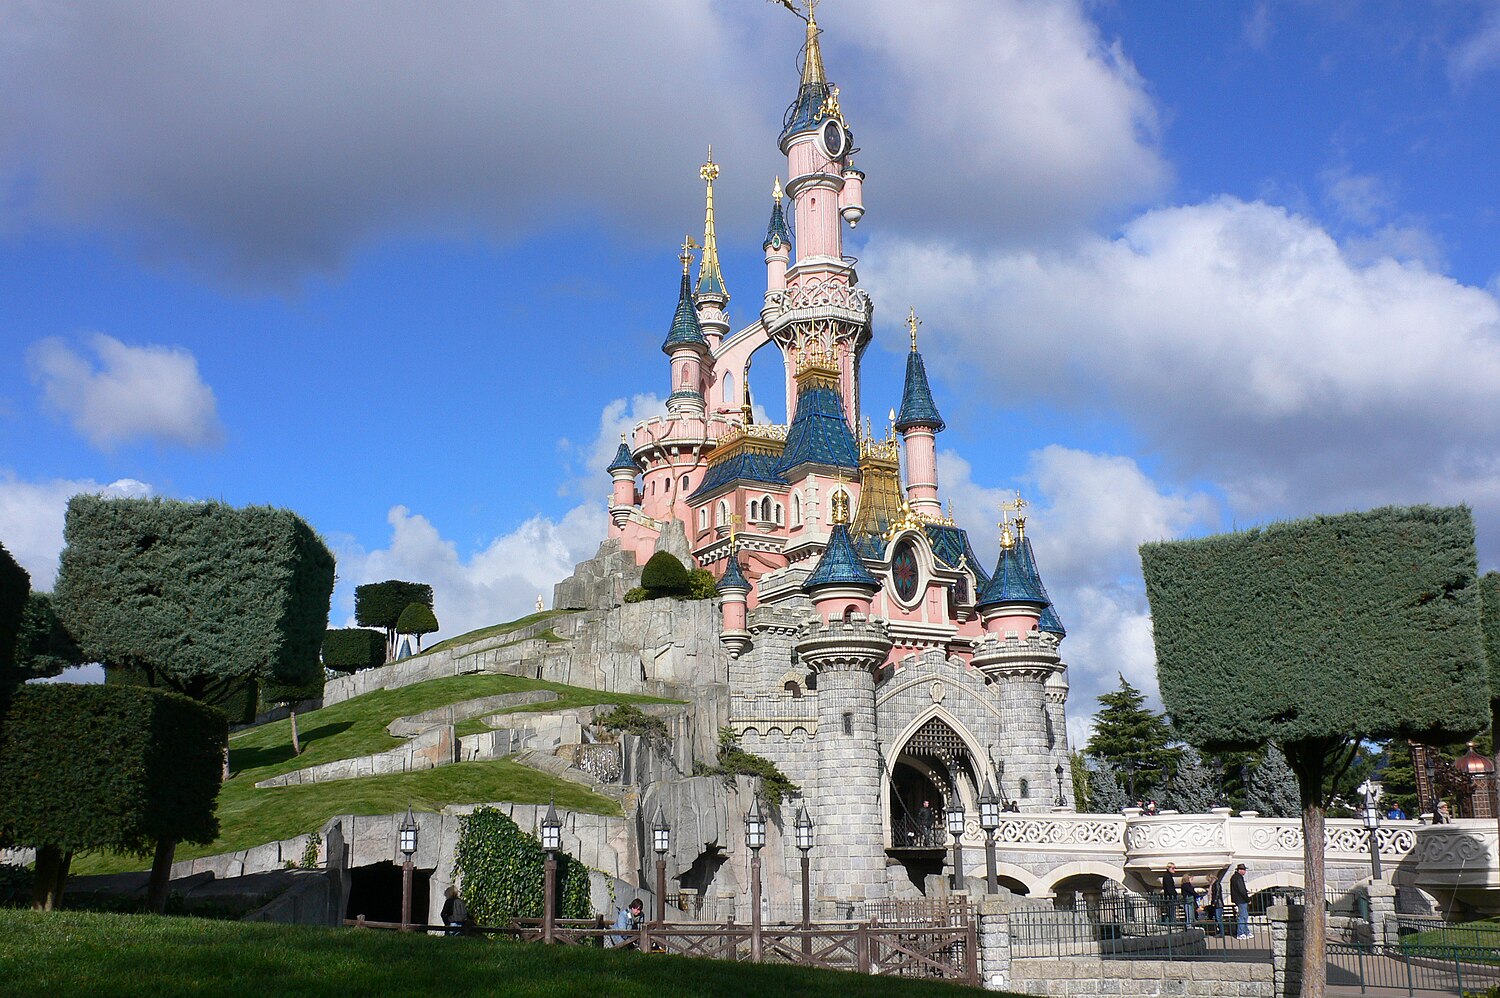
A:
1019,778,1030,800
843,605,858,621
760,494,772,521
718,500,729,526
681,475,690,491
791,493,802,526
722,373,735,404
774,503,783,525
783,680,802,699
749,499,760,521
698,508,708,531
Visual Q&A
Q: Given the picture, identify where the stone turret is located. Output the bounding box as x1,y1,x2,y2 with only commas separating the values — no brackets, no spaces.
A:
795,613,892,903
717,552,752,658
607,435,640,531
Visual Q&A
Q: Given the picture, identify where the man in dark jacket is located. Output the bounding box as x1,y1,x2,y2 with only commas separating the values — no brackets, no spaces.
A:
1230,863,1252,938
1161,863,1178,922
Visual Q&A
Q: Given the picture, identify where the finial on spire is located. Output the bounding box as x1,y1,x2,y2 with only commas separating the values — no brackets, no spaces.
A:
697,150,727,299
906,307,922,352
679,234,700,274
998,492,1027,549
772,176,783,204
700,145,720,184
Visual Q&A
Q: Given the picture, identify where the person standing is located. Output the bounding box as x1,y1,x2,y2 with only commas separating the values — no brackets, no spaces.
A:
1230,863,1252,939
1208,871,1225,936
917,800,934,846
1161,863,1178,923
441,885,468,936
1180,872,1199,926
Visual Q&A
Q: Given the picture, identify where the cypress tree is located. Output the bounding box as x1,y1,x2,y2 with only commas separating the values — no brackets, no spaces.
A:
1087,757,1129,814
0,542,30,713
13,592,85,682
1163,745,1218,813
1084,675,1179,800
1142,504,1489,998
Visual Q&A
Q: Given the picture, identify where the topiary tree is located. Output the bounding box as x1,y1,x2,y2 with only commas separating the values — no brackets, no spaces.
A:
1246,744,1301,818
322,627,387,673
640,551,690,598
355,580,433,658
13,592,85,683
0,542,31,713
0,684,225,911
261,669,324,756
1142,505,1490,998
395,601,439,651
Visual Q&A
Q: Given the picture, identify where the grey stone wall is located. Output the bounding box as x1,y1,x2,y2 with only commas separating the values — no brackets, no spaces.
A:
1269,902,1303,998
1009,958,1273,998
814,667,887,903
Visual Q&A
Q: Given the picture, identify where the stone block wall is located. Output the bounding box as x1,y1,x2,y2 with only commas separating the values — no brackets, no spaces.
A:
1009,958,1274,998
1268,902,1303,998
814,668,886,903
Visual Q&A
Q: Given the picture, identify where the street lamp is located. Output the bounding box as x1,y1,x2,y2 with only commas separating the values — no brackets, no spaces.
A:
398,805,419,932
946,798,967,892
652,806,671,923
1056,763,1067,808
1123,757,1138,802
541,799,562,944
745,797,767,962
795,806,814,933
979,778,1000,894
1361,781,1384,881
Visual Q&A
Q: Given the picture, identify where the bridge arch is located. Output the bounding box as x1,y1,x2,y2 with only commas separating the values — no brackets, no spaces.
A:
1041,860,1130,898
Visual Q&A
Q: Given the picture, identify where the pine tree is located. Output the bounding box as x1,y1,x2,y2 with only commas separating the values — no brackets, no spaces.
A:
1084,674,1180,800
1087,757,1129,813
1246,744,1301,817
1162,745,1218,813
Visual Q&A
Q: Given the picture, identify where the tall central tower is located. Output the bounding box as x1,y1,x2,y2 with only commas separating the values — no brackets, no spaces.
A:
761,8,871,431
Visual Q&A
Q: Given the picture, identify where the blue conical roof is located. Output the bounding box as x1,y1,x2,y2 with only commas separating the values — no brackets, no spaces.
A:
976,542,1049,609
661,271,707,354
1018,536,1066,636
895,349,945,433
607,440,639,475
717,555,750,593
804,522,879,591
776,382,860,476
764,198,792,250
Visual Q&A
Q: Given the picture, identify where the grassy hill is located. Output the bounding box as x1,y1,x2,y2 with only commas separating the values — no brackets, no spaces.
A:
73,669,678,875
0,910,989,997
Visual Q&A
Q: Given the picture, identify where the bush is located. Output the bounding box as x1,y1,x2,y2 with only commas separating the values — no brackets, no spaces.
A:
699,728,799,802
623,587,650,604
641,552,690,597
54,497,334,702
686,568,717,600
395,602,439,637
0,542,29,707
322,628,387,673
13,592,84,682
355,581,433,631
105,663,259,725
453,806,592,923
0,684,225,856
597,704,671,746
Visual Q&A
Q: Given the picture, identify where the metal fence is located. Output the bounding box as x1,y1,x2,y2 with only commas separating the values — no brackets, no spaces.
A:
1010,896,1273,961
1329,942,1500,995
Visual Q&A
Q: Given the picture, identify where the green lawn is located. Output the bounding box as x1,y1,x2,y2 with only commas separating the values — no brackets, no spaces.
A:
0,910,989,998
72,671,676,875
420,609,577,657
1399,917,1500,950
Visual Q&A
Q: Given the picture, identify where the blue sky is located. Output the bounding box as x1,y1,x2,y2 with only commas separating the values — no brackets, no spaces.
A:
2,1,1498,736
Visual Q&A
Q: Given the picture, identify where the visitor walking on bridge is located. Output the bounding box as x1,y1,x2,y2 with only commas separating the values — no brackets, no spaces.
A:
1230,863,1251,939
1160,863,1178,923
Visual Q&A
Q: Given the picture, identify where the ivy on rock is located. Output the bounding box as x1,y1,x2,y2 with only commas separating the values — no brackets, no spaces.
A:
453,806,592,924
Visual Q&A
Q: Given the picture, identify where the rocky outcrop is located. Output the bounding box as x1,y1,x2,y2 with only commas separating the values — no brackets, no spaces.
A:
254,724,459,788
652,520,695,565
386,690,557,737
553,538,642,610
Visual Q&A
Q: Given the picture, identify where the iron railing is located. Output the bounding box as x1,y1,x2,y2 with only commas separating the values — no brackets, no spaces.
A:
1010,896,1273,961
1329,942,1500,995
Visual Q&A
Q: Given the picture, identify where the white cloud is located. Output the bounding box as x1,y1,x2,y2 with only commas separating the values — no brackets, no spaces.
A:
1450,6,1500,85
28,334,223,450
0,1,1163,282
864,197,1500,564
558,393,666,498
0,472,154,588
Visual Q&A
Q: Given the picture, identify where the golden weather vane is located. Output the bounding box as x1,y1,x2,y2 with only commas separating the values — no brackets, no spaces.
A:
998,493,1027,549
906,307,922,352
679,234,700,273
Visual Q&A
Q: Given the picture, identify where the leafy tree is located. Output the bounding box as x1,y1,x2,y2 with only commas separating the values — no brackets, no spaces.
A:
1142,504,1490,997
261,669,324,756
1087,756,1129,814
355,580,433,658
1162,745,1218,813
395,601,439,651
322,628,387,673
0,684,224,910
0,543,30,712
1084,675,1179,800
1245,744,1302,818
686,568,718,600
13,592,84,682
699,728,799,802
1069,750,1092,813
641,552,690,598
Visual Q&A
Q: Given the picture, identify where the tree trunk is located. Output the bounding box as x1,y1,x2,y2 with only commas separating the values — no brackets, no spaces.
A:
289,706,302,755
146,838,176,914
222,743,231,781
1288,739,1330,998
53,850,72,908
31,844,59,911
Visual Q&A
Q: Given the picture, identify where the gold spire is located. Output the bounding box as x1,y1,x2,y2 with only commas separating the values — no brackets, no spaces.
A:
998,493,1027,550
741,368,754,424
679,234,700,274
772,175,783,204
801,1,826,89
697,147,728,299
906,307,921,352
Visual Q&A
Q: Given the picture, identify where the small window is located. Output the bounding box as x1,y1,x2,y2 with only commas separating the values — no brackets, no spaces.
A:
842,712,853,736
698,508,708,531
761,494,772,520
723,373,735,403
749,499,759,521
1019,778,1030,799
783,680,802,699
681,475,690,491
718,500,730,526
774,503,783,525
791,493,802,527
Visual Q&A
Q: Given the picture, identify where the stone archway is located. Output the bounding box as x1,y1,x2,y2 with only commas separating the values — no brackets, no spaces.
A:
888,715,983,858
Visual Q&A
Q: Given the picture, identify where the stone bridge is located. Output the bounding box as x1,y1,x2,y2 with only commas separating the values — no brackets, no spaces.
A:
967,808,1496,909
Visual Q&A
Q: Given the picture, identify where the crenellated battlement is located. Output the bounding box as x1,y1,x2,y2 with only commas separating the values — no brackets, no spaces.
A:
795,613,892,673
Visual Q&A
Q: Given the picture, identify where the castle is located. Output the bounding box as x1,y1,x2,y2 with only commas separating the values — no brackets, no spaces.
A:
597,9,1074,904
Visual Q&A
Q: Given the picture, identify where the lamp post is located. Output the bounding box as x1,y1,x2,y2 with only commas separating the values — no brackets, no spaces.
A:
947,798,967,892
652,806,671,923
398,805,419,932
745,797,767,963
1123,757,1138,802
979,779,1000,894
1424,751,1438,817
1056,763,1067,808
1361,781,1384,881
541,799,562,945
795,805,814,931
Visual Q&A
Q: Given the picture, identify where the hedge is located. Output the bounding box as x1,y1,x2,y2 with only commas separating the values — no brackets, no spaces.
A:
14,592,84,683
1482,572,1500,703
1140,505,1489,750
54,497,334,703
0,684,225,854
0,542,29,707
322,628,387,673
355,581,433,631
453,806,592,923
641,552,689,597
395,602,439,637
